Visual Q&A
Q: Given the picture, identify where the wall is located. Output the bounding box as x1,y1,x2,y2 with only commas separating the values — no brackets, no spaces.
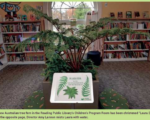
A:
101,2,150,18
0,2,43,20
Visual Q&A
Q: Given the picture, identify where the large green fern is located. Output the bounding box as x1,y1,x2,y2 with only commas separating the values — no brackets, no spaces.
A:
82,76,90,97
57,76,67,96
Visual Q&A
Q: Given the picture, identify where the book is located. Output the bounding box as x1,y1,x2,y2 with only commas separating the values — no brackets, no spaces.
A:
126,11,132,18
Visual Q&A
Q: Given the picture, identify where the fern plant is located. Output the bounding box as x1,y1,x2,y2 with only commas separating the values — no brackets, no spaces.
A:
17,5,150,82
57,76,68,96
82,76,90,97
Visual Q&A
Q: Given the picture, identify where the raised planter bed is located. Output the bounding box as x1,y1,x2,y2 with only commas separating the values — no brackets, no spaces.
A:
43,78,99,109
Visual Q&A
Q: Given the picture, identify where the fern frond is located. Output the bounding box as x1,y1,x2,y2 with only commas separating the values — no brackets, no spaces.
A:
82,76,90,97
57,76,68,96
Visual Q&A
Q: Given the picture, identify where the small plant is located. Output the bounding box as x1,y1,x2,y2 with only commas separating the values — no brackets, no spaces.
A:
17,5,150,82
63,86,78,99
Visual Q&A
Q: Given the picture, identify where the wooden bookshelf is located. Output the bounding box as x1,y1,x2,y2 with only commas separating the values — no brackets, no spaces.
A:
0,20,45,66
103,18,150,62
0,42,6,68
8,61,45,65
104,49,149,52
23,51,44,53
112,18,150,21
2,32,40,34
133,29,150,31
104,41,127,44
0,20,41,24
103,57,147,62
128,40,150,42
4,43,20,44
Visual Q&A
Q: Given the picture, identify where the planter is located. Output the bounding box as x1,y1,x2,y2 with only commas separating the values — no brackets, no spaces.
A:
42,78,99,109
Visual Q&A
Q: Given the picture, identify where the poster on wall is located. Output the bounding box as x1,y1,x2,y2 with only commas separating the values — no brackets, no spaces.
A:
50,73,94,103
0,2,21,21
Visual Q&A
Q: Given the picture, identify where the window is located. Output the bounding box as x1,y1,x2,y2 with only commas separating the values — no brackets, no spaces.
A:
51,2,94,31
52,2,94,20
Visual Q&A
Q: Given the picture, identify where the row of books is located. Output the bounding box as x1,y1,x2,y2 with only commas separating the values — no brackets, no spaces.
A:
105,22,150,29
7,54,44,62
104,52,148,59
25,45,44,51
105,35,127,41
0,47,5,56
105,34,149,41
26,55,44,61
6,45,44,52
104,44,127,50
104,42,150,50
7,54,25,62
6,45,17,52
1,23,40,32
3,35,22,43
129,34,148,40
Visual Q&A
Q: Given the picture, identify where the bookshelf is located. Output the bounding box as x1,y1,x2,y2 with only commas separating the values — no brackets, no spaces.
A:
0,20,45,69
2,32,40,34
0,43,5,58
103,18,150,62
0,40,7,70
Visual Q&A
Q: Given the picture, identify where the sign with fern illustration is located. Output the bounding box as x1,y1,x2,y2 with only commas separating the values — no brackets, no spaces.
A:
63,86,78,99
82,76,90,97
57,76,67,96
50,73,94,103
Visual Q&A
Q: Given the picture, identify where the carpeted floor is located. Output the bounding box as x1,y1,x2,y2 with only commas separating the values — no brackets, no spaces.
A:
98,61,150,109
0,62,150,109
0,65,45,109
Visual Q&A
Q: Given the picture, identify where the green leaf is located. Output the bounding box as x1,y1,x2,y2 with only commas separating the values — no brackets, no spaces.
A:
82,76,90,97
63,86,78,99
57,76,68,96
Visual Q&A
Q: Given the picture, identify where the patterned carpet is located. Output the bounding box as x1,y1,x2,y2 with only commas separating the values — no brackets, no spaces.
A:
0,62,150,109
98,61,150,109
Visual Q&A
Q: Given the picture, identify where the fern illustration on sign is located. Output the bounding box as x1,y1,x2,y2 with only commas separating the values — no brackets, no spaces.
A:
57,76,67,96
82,76,90,97
63,86,78,99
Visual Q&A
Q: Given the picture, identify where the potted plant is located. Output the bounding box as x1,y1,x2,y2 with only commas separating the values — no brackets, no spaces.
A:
17,5,149,109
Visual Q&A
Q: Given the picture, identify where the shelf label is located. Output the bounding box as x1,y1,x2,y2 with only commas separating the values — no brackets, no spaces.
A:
50,73,94,103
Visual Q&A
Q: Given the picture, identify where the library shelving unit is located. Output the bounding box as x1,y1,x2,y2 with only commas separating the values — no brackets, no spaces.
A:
103,18,150,62
0,42,7,70
0,20,45,69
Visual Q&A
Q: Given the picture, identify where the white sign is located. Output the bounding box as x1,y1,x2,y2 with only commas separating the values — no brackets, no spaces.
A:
50,73,94,103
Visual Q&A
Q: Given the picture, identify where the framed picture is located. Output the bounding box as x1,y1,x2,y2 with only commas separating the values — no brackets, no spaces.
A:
30,14,35,21
110,12,115,18
134,11,140,18
126,11,132,18
22,15,27,21
36,6,43,11
118,12,123,18
143,11,149,18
